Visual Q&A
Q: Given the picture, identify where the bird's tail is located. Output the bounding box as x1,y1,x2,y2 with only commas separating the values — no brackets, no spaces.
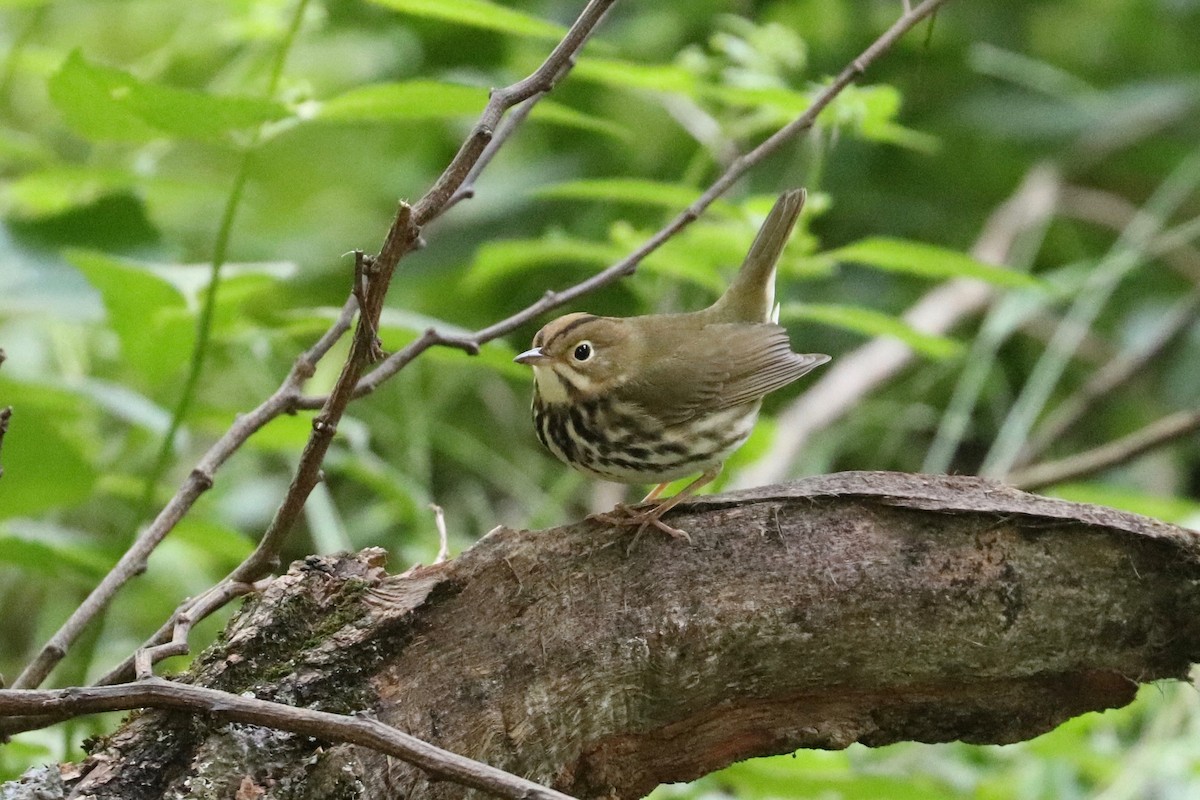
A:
708,188,806,323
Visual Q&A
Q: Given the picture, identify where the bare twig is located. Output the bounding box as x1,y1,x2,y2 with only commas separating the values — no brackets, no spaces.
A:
410,0,616,228
734,163,1061,488
1018,288,1200,466
352,250,385,362
980,150,1200,479
93,0,617,686
132,579,272,680
1059,184,1200,284
13,0,953,695
1008,409,1200,491
0,406,11,485
301,0,957,409
1015,185,1200,465
437,38,595,220
430,504,450,564
0,679,574,800
0,346,9,484
8,299,357,692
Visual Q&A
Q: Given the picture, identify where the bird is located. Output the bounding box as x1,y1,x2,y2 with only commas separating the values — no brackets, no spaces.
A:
514,188,830,542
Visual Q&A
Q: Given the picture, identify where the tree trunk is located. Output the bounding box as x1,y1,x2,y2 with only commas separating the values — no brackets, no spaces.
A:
7,471,1200,800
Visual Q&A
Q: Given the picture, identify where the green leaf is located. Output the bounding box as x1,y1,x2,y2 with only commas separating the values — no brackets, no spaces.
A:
48,51,157,141
528,101,631,141
0,166,135,219
0,127,56,168
234,411,314,455
1048,483,1200,526
699,82,812,112
607,220,772,293
0,381,98,519
572,57,699,94
316,81,487,122
67,249,197,385
48,50,288,142
532,179,736,215
367,0,565,39
781,303,964,360
0,532,110,582
816,84,941,152
374,310,527,379
171,518,254,564
464,236,626,291
704,754,961,800
69,379,171,435
831,237,1047,289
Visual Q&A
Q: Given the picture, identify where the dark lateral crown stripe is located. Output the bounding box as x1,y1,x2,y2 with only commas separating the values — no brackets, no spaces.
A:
544,314,598,348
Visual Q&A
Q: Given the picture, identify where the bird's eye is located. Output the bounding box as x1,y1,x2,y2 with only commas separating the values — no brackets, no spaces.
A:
573,341,593,362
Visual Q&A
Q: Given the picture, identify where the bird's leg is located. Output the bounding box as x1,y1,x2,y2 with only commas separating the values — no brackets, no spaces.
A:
587,481,669,529
640,482,670,503
592,465,723,545
587,482,667,526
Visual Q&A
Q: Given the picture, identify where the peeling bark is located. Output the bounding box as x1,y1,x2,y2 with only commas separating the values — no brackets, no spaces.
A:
6,472,1200,800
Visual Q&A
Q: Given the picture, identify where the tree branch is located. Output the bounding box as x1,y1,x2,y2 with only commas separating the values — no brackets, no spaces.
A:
0,347,10,485
8,300,355,692
6,473,1200,799
9,0,953,700
300,0,956,409
736,163,1062,487
0,406,10,485
1016,288,1200,466
0,679,573,800
1014,184,1200,466
9,0,618,696
1008,409,1200,490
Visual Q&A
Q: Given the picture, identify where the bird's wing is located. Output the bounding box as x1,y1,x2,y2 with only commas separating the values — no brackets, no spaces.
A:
621,323,829,426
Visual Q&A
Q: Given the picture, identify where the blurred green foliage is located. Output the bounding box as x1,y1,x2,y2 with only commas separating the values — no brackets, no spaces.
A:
2,0,1200,795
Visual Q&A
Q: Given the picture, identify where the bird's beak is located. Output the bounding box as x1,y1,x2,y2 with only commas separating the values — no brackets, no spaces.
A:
514,347,547,366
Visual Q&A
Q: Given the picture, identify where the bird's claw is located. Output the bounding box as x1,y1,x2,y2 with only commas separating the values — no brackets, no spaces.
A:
589,503,693,550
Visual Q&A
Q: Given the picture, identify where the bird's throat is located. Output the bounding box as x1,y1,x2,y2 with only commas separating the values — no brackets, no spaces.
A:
533,365,580,404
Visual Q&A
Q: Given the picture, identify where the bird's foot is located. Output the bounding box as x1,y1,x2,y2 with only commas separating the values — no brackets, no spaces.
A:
589,502,693,549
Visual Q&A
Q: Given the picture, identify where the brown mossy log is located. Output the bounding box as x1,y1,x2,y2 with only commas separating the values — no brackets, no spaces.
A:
9,471,1200,800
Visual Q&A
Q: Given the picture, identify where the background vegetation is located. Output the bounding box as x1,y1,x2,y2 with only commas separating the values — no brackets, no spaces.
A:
2,0,1200,796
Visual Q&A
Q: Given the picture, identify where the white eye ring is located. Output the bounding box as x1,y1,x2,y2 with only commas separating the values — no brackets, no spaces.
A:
573,341,594,362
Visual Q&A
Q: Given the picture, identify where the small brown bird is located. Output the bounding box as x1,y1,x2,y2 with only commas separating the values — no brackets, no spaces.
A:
514,189,830,541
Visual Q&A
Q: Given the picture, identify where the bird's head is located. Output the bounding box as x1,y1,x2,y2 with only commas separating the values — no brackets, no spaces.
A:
514,313,635,403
